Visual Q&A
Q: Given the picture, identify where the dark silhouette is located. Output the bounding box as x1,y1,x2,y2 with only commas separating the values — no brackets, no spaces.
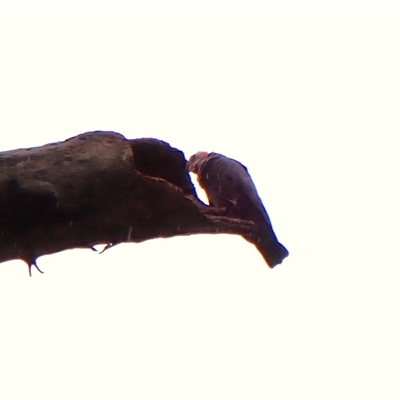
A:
0,132,258,275
187,152,288,267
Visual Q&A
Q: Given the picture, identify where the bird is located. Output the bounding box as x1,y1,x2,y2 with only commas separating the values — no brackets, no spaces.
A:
187,151,288,268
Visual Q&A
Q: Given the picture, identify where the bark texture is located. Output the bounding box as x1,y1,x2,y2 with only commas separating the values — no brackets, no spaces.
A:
0,131,257,270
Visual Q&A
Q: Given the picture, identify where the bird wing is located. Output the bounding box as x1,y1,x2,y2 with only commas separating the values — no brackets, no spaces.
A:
203,154,273,227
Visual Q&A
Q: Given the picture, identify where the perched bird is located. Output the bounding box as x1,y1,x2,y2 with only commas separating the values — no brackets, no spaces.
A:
187,151,288,267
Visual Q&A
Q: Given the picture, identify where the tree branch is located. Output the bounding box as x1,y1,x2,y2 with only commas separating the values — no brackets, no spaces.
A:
0,131,257,268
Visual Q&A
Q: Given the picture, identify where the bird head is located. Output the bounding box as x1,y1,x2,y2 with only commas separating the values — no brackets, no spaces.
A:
186,151,209,174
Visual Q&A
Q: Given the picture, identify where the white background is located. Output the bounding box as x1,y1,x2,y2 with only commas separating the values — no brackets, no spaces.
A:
0,1,399,398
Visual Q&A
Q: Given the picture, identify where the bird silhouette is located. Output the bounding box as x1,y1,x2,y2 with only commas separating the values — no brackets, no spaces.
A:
187,151,288,268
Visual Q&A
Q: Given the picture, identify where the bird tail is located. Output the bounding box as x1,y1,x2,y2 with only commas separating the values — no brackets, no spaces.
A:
254,240,289,268
242,225,289,268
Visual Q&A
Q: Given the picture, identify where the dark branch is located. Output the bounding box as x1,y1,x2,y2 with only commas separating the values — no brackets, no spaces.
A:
0,131,259,270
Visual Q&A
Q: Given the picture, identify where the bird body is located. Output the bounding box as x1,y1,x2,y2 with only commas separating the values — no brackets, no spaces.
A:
187,152,288,267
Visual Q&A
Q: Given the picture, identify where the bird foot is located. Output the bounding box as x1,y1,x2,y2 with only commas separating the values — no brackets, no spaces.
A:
205,206,227,216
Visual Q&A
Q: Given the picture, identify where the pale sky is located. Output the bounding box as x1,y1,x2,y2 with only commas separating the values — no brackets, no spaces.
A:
0,1,399,399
